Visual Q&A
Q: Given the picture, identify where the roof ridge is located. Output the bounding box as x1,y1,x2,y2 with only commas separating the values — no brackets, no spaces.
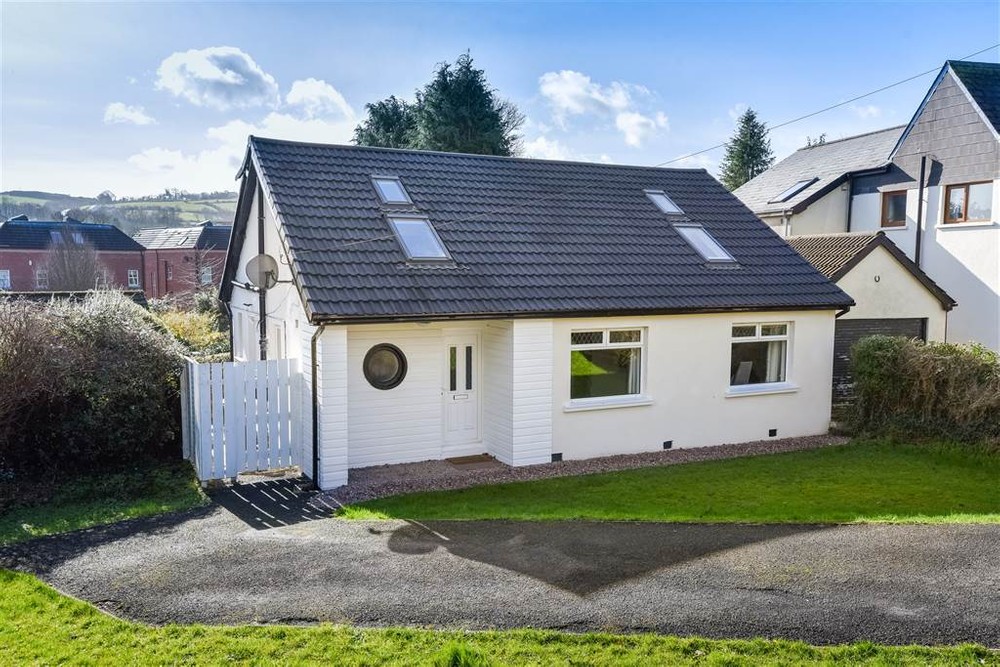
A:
796,125,906,151
248,135,708,173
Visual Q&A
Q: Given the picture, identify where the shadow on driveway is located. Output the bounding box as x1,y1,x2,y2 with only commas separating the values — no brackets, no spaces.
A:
208,478,337,530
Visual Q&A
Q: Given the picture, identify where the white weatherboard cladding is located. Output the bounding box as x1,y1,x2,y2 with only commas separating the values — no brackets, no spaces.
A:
551,311,835,460
316,327,349,488
511,319,554,465
835,246,948,341
482,321,514,464
346,324,447,467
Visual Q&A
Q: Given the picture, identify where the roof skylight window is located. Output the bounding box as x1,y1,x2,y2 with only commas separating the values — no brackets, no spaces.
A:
388,216,449,260
645,189,684,215
373,176,412,204
674,224,736,263
768,178,817,203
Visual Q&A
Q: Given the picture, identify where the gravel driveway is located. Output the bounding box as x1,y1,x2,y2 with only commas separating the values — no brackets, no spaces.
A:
3,501,998,646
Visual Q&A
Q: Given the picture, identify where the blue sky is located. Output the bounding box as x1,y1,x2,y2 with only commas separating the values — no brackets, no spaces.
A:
2,1,998,197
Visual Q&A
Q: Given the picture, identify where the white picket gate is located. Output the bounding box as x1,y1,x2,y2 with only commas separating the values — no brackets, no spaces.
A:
180,357,303,482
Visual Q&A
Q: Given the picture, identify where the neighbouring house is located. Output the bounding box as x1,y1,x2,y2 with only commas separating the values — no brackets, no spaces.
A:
221,136,852,489
735,60,999,351
787,232,955,401
0,216,145,291
133,221,231,300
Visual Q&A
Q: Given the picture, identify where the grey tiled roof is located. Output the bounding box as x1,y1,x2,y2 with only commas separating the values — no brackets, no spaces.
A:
133,223,232,250
0,219,143,252
235,137,851,320
948,60,1000,134
787,232,955,309
733,126,904,217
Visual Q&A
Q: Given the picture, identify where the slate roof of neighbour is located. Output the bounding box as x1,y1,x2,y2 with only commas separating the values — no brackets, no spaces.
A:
733,126,904,217
133,223,232,250
947,60,1000,135
224,137,852,321
0,219,143,252
786,232,955,309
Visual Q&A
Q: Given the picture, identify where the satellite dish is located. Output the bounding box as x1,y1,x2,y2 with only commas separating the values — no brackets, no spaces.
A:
246,253,278,290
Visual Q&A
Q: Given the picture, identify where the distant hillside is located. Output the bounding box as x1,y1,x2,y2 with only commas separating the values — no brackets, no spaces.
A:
1,190,238,235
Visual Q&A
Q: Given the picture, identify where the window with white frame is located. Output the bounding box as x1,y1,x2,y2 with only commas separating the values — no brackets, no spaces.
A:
0,270,10,290
569,328,644,400
127,269,140,288
198,265,213,285
35,269,49,289
730,323,788,386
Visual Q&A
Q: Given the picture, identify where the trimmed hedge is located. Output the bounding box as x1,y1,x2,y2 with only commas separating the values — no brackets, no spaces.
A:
850,335,1000,443
0,292,185,476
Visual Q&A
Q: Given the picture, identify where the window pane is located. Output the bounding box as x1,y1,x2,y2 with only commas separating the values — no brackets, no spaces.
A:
647,191,683,215
769,179,815,203
967,183,993,221
465,345,473,390
389,218,448,259
449,346,457,391
731,340,786,385
882,192,906,226
732,324,756,338
571,331,604,346
946,186,966,223
571,348,641,399
374,178,409,203
761,324,787,337
675,226,735,262
609,329,641,343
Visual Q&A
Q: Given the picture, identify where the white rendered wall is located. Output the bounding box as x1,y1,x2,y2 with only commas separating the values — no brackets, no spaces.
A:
835,246,948,341
550,311,836,460
789,188,850,236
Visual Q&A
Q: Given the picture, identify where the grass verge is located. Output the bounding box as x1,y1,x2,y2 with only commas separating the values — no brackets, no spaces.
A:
0,570,994,666
0,461,206,546
342,441,1000,524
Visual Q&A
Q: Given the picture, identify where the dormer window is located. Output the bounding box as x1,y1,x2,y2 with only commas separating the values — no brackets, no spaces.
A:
674,224,736,263
49,230,64,244
645,189,684,215
373,176,412,205
768,178,817,204
388,216,449,260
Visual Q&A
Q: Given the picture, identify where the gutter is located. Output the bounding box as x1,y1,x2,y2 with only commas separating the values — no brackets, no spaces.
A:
257,185,267,360
222,301,235,361
914,155,927,268
310,324,326,487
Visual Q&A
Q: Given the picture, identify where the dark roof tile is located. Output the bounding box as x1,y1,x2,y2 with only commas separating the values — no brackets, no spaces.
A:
0,220,143,252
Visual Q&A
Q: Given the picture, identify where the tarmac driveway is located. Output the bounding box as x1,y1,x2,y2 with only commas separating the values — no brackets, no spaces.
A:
2,484,998,646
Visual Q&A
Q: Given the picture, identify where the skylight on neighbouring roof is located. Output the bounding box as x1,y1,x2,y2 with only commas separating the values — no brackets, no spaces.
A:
373,176,412,204
769,178,817,203
645,189,684,215
388,216,449,260
674,224,736,263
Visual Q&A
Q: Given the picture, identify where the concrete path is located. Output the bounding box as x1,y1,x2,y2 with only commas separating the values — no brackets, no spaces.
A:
2,502,998,646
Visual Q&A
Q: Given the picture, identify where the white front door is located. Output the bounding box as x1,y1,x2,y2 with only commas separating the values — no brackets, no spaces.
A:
443,335,481,451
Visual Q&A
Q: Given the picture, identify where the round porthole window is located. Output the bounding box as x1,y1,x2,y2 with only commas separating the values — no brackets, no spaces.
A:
363,344,407,390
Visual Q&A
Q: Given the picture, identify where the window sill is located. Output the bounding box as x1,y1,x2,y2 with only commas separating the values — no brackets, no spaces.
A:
937,221,996,229
563,395,653,413
879,224,909,231
725,382,799,398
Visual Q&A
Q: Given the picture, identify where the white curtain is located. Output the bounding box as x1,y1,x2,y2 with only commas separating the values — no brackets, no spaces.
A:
766,341,786,382
627,349,641,393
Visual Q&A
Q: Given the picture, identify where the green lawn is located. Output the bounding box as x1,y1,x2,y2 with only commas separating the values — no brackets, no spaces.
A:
0,461,206,546
1,570,992,666
342,441,1000,524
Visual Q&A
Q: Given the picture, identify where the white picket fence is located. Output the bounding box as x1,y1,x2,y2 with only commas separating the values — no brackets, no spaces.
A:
181,358,303,482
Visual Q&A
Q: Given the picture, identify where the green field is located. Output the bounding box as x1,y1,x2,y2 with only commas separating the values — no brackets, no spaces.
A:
343,441,1000,524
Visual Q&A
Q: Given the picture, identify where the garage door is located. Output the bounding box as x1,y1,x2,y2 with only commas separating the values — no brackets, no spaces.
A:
833,318,926,402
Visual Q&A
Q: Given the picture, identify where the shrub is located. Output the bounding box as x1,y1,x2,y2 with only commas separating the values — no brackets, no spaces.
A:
0,292,185,476
850,335,1000,443
159,309,228,358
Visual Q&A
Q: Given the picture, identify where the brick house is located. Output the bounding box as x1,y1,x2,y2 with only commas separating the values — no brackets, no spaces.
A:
133,222,232,300
0,216,145,291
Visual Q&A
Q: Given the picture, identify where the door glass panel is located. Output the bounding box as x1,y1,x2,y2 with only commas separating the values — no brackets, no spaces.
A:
465,346,473,390
449,347,457,391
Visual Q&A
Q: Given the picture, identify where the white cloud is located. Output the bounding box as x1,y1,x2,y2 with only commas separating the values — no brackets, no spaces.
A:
537,69,667,148
851,104,882,119
128,111,356,192
103,102,155,126
156,46,279,111
522,136,573,161
285,78,354,120
614,110,669,148
728,102,749,122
